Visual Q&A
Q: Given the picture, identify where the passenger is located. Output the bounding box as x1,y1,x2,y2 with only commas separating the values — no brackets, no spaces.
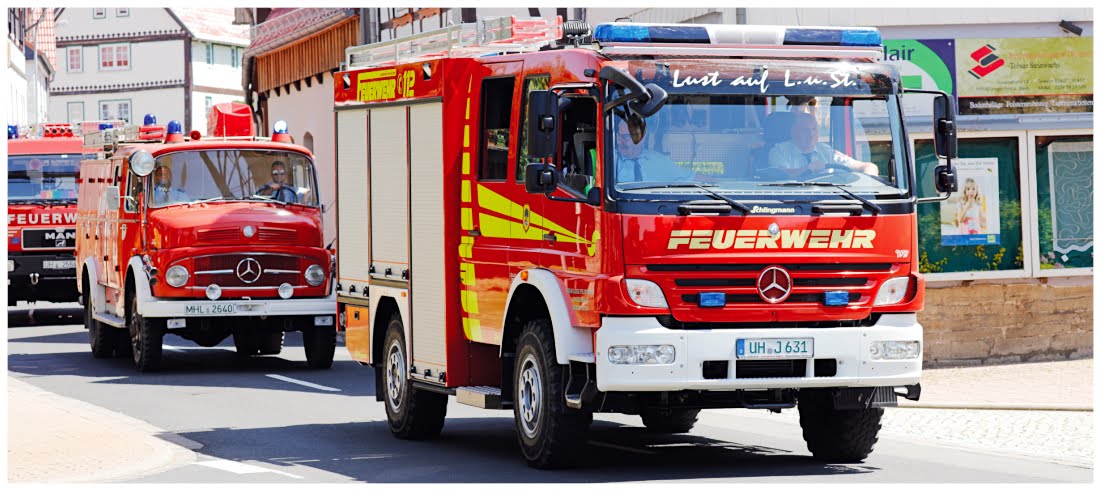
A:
258,161,300,203
767,111,878,177
151,165,189,205
615,122,693,183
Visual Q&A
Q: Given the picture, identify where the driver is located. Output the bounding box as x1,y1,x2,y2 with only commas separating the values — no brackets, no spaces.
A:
614,122,693,183
767,111,878,177
151,165,189,205
257,161,300,203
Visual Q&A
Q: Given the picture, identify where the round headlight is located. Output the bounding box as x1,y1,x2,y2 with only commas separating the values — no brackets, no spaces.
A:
304,264,325,286
165,265,189,288
205,284,222,301
278,283,294,299
130,150,155,177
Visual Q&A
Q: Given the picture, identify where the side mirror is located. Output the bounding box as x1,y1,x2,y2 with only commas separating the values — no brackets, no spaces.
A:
627,83,668,118
524,163,557,194
103,186,121,210
527,91,559,158
933,164,958,194
932,93,958,160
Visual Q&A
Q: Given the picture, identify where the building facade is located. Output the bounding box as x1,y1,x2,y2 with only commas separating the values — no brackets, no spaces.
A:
48,8,245,132
6,8,56,128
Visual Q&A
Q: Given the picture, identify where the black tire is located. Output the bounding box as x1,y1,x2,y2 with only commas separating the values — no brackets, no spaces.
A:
513,319,593,469
233,329,261,356
128,290,163,372
641,408,701,433
85,283,114,359
798,389,883,463
259,331,285,355
303,325,336,369
382,314,447,439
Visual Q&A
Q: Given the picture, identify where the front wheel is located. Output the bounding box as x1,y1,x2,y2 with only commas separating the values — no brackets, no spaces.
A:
798,389,883,462
382,314,447,438
514,319,592,469
128,291,163,372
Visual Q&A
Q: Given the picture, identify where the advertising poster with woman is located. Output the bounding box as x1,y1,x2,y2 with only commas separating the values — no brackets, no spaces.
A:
940,158,1000,245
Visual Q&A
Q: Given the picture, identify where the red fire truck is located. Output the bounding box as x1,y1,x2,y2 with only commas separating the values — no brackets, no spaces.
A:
75,107,337,371
7,124,84,306
333,18,958,468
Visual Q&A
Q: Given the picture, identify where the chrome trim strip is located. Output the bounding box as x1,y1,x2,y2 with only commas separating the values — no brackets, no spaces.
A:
186,285,313,291
195,269,234,275
264,269,301,274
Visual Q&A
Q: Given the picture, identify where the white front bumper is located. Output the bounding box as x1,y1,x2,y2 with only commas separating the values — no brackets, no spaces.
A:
139,292,336,318
595,313,922,392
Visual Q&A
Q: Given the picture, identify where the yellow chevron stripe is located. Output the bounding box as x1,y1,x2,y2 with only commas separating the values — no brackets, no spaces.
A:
459,262,475,286
462,317,481,341
461,208,473,230
460,290,479,315
463,126,470,148
465,99,471,120
459,235,473,258
462,152,470,175
475,184,591,244
461,180,471,203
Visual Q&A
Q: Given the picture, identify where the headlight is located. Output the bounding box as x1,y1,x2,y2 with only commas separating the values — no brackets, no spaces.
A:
7,259,14,272
278,283,294,299
165,265,189,288
870,341,921,360
304,264,325,286
205,284,221,301
625,279,668,308
608,345,676,365
873,277,910,306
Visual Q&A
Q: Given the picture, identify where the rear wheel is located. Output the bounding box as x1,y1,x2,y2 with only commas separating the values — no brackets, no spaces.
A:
798,389,883,462
128,290,163,372
514,319,592,469
641,408,700,433
383,314,447,439
85,283,114,359
303,325,335,369
259,331,285,355
233,329,261,356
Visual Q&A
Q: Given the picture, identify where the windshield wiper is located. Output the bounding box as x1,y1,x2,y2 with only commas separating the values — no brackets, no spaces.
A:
619,182,751,215
689,184,751,215
761,182,881,215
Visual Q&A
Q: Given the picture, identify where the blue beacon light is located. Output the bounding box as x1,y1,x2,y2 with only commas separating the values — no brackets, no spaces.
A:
166,120,183,135
143,114,157,125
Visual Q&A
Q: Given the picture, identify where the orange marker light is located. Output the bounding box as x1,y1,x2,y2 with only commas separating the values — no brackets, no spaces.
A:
520,271,528,282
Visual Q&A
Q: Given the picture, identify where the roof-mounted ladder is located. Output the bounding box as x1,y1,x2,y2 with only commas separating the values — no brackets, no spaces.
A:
345,16,563,69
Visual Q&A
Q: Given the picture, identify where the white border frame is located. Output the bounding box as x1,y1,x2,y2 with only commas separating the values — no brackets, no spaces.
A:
1026,128,1094,278
910,130,1036,282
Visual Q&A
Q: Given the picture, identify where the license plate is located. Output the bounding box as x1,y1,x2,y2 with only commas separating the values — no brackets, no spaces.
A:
42,260,75,270
183,303,236,315
736,338,814,359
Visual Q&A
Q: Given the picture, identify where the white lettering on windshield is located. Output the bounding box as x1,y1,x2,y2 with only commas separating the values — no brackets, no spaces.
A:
672,69,857,93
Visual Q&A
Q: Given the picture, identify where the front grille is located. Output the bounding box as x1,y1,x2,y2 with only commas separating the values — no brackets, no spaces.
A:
20,228,76,249
655,314,880,330
193,254,303,288
647,263,893,273
736,359,807,379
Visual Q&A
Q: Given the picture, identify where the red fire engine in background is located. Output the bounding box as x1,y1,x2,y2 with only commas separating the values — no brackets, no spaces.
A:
7,123,84,306
75,106,337,371
333,18,958,468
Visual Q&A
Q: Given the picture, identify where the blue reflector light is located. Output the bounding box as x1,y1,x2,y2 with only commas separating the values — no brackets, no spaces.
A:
824,291,850,306
784,27,881,47
166,120,182,135
698,292,726,308
593,24,710,44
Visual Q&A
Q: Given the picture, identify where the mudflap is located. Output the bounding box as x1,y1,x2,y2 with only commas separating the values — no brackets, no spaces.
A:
831,387,899,410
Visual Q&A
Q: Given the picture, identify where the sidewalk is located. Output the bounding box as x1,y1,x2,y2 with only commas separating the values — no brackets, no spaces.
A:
7,377,200,483
900,358,1093,411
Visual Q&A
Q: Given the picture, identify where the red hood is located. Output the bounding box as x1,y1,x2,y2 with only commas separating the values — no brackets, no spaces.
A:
149,201,322,250
622,214,918,323
7,204,78,253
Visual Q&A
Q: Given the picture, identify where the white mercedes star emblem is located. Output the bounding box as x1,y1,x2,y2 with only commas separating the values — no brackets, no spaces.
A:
236,257,263,284
757,266,792,304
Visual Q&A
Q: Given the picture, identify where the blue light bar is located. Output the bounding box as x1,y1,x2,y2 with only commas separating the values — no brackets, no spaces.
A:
7,125,17,139
823,291,851,306
593,24,710,44
166,120,183,135
698,292,726,308
98,123,114,130
784,27,881,47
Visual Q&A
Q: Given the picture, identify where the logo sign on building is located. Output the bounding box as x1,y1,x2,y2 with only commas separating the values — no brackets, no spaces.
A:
884,39,957,117
956,37,1093,115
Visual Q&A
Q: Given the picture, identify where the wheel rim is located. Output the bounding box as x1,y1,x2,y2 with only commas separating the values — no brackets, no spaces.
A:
517,352,542,438
129,297,142,362
385,341,405,411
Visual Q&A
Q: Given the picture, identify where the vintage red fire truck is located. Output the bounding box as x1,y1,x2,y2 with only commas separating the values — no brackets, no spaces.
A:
333,18,958,468
7,123,84,306
75,106,337,371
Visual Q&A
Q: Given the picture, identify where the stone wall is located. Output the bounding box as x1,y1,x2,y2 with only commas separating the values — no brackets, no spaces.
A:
919,280,1093,367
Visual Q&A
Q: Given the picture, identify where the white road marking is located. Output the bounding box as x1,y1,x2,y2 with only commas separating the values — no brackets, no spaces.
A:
193,459,303,479
163,345,185,352
266,374,342,392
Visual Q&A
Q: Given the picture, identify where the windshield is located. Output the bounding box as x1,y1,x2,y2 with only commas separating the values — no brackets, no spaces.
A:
146,150,318,208
607,60,909,200
8,154,81,201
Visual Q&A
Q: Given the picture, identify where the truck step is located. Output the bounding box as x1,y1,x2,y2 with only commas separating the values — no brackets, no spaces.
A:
93,312,126,328
456,386,503,409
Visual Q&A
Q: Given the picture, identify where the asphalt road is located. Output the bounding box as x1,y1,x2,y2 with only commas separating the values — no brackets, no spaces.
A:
6,303,1093,483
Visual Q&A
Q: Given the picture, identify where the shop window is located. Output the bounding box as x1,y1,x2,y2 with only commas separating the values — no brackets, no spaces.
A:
915,137,1024,274
1034,135,1093,270
478,77,515,181
515,74,550,182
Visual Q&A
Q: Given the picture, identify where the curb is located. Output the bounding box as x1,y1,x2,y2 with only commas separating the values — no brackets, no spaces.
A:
8,377,203,483
898,401,1093,412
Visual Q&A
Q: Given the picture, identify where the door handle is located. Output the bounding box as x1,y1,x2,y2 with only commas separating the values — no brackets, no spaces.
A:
543,233,557,242
467,229,481,237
